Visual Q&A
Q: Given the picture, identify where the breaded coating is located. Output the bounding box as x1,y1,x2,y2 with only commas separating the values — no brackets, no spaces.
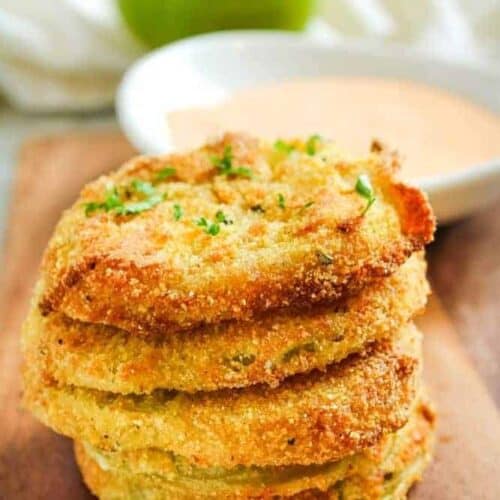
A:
23,325,420,468
74,399,435,499
23,254,428,394
37,133,435,334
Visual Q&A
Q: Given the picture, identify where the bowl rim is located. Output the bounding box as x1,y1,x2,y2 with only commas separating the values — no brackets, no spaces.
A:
116,29,500,221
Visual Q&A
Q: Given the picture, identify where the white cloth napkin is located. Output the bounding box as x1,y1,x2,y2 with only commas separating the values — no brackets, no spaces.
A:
321,0,500,64
0,0,142,111
0,0,498,112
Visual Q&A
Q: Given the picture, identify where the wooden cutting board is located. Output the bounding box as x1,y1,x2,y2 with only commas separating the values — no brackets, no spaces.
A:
1,131,499,499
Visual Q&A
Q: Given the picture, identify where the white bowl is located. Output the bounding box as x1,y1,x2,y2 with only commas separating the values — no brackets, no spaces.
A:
116,30,500,223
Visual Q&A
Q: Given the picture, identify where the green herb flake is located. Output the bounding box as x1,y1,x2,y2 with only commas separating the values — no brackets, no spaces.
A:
83,186,121,216
196,217,220,236
173,203,183,221
355,174,376,215
277,193,286,209
196,217,208,228
215,210,233,225
84,202,101,216
155,166,176,182
212,146,253,179
84,180,166,218
207,224,220,236
116,193,165,215
274,139,294,154
103,187,122,210
131,179,156,196
306,134,322,156
212,145,232,171
298,201,314,214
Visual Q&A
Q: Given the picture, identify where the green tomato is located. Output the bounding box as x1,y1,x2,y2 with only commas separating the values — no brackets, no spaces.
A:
118,0,317,48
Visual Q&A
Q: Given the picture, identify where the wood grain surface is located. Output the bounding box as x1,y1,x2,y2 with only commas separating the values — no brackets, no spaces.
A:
428,209,500,405
0,131,135,499
0,131,499,499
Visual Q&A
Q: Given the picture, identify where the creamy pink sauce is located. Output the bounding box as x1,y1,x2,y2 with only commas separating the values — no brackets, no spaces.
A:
167,77,500,180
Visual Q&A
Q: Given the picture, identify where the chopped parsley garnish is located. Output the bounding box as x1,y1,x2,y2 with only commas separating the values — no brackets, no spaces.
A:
84,180,165,217
84,186,121,216
306,134,322,155
196,216,221,236
212,146,253,178
84,203,99,216
155,166,176,182
277,193,286,209
298,201,314,214
116,195,164,215
131,179,156,196
195,210,233,235
274,139,294,154
173,203,183,221
215,210,233,225
355,174,376,215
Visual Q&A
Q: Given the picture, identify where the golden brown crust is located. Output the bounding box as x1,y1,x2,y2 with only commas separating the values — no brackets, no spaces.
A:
37,133,435,334
23,325,420,469
23,254,429,394
74,398,435,499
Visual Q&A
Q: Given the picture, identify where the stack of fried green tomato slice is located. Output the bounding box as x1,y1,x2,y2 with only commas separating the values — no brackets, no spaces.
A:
23,133,436,499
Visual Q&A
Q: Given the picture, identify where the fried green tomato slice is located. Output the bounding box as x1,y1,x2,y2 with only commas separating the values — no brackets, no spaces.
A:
23,254,428,394
74,398,435,499
23,325,420,468
37,133,435,334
